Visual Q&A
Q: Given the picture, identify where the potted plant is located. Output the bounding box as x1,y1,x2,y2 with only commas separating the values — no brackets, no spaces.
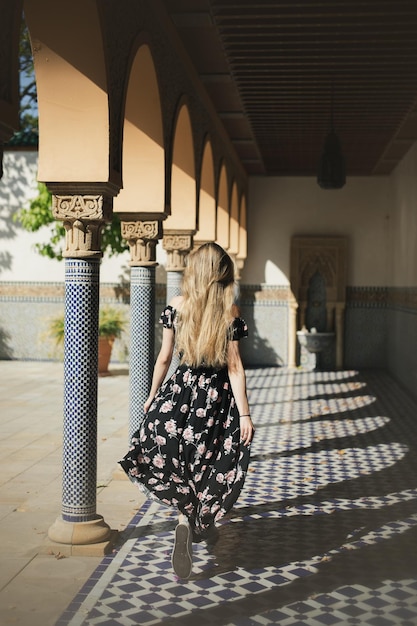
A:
48,306,127,374
97,307,127,374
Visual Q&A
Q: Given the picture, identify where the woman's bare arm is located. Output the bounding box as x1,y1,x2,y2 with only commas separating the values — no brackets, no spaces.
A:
143,297,183,413
227,339,255,445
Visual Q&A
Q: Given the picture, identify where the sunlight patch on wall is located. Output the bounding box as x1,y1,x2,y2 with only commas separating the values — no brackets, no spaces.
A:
265,259,289,285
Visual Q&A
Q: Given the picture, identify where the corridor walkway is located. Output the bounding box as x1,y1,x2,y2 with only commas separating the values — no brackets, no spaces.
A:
1,363,417,625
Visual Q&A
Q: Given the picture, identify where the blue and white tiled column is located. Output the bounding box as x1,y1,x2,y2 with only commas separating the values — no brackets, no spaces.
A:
166,268,183,303
163,232,193,376
48,193,113,548
121,220,162,440
62,258,100,522
129,266,156,439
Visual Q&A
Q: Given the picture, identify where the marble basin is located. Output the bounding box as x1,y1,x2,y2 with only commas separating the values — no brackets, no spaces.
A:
296,330,335,353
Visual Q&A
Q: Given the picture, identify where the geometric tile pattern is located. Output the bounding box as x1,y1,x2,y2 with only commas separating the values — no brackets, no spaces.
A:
129,266,156,439
164,270,182,377
56,368,417,625
62,259,100,522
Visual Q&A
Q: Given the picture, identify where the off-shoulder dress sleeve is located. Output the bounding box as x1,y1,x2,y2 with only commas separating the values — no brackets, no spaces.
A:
159,305,176,329
231,317,248,341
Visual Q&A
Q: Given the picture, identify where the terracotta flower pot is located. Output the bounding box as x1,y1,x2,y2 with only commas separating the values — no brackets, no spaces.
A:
98,336,115,374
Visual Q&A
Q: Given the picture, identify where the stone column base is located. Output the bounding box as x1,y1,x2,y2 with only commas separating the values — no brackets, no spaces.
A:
46,515,114,556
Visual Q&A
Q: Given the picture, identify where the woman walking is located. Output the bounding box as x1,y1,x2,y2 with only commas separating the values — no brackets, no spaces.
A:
119,242,255,579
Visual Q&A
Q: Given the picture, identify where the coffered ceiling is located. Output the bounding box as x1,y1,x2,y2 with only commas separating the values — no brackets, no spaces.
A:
163,0,417,177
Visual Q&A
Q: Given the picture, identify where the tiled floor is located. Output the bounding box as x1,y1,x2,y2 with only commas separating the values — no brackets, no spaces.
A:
57,368,417,626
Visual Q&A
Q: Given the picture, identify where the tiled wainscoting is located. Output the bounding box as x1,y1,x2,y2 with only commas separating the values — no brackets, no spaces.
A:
1,282,416,399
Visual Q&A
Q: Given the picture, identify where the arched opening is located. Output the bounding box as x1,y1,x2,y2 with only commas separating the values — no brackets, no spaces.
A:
195,137,215,245
115,43,165,216
165,101,196,231
217,163,229,250
237,194,248,266
229,180,239,257
24,0,110,184
0,1,22,142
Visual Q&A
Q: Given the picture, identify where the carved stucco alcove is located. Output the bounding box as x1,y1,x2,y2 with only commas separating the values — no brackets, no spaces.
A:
290,236,348,369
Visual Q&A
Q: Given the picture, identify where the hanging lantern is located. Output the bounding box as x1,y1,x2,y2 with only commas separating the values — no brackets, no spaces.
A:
317,129,346,189
317,82,346,189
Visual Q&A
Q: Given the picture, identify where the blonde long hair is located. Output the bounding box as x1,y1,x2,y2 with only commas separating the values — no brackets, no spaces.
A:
175,242,236,368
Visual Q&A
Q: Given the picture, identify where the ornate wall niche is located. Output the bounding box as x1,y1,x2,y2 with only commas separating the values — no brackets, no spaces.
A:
291,236,348,312
290,235,348,368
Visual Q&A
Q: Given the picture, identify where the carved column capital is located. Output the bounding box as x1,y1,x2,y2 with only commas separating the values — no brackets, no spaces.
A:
163,231,193,271
121,219,163,267
52,194,113,259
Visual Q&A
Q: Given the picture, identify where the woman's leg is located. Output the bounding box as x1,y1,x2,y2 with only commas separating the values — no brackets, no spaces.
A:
171,511,193,579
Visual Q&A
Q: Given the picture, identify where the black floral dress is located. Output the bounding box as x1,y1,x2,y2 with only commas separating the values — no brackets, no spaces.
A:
119,306,251,539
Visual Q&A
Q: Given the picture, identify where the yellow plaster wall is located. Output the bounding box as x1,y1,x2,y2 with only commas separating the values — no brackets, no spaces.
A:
114,45,165,216
164,104,196,230
195,139,216,243
216,165,229,249
24,0,110,183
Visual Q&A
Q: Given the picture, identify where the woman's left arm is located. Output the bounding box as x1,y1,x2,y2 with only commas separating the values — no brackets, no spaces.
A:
227,340,255,445
144,326,175,413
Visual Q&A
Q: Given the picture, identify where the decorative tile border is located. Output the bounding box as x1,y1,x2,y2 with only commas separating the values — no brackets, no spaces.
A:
387,287,417,312
0,281,65,302
346,286,417,313
0,281,166,303
239,284,292,306
2,282,416,313
346,287,388,308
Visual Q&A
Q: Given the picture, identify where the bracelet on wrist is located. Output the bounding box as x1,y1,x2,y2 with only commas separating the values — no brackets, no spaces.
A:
240,413,251,418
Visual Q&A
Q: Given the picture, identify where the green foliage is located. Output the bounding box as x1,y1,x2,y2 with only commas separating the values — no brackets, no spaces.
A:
102,213,129,259
48,315,65,346
14,183,129,260
48,306,127,345
98,307,127,338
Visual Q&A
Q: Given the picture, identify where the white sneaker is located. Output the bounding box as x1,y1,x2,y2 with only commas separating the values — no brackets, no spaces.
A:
172,521,193,579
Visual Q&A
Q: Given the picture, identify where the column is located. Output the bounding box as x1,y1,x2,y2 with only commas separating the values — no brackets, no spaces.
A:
335,303,345,369
121,220,162,439
288,296,299,368
163,231,193,302
0,141,4,180
326,301,335,332
163,231,193,375
48,192,113,549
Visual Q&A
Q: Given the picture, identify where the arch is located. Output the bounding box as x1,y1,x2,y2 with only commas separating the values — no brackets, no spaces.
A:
237,193,248,266
114,43,165,216
216,162,229,250
24,0,110,184
195,136,216,244
0,0,22,139
229,180,239,256
164,101,196,231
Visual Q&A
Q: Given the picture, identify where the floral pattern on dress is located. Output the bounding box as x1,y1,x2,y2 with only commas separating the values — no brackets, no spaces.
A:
119,306,250,538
